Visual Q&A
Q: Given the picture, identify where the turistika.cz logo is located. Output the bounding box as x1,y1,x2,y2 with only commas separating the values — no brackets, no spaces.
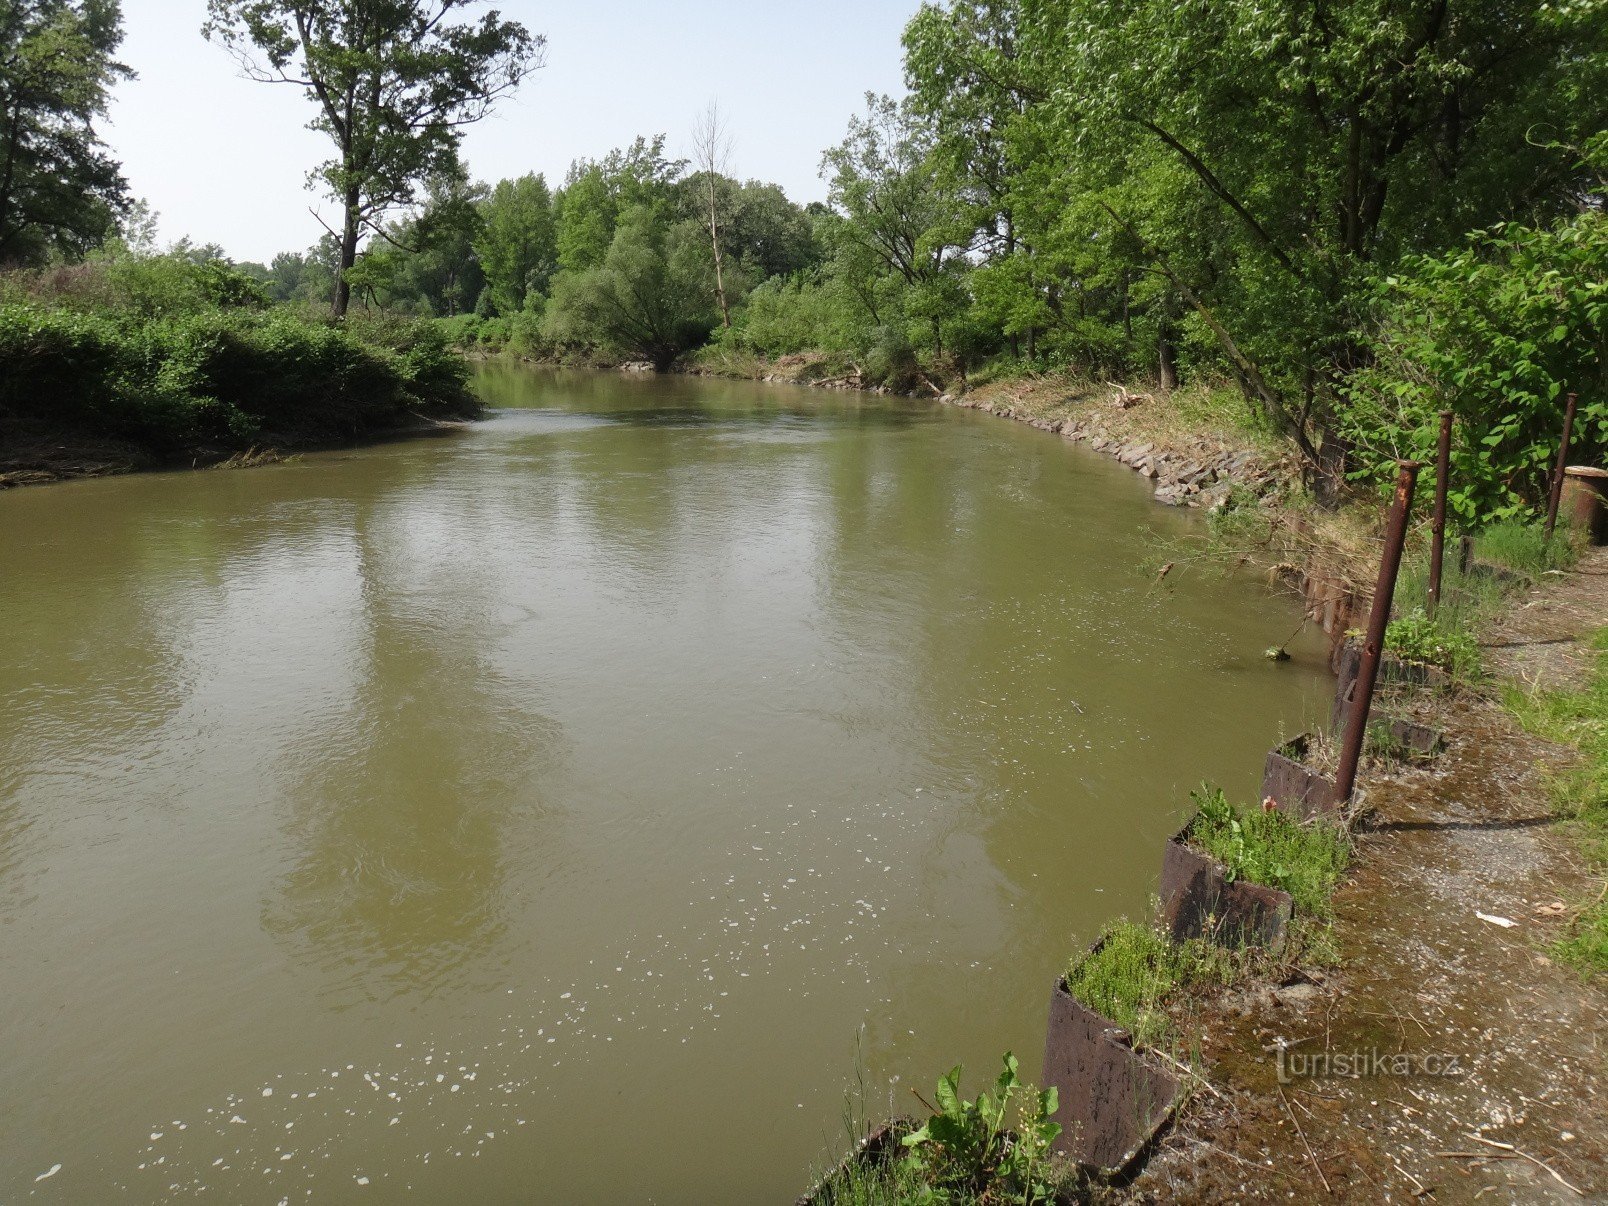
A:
1276,1043,1465,1084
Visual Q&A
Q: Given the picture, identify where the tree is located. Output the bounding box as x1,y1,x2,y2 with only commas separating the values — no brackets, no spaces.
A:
1044,0,1608,463
543,205,716,371
0,0,130,264
690,101,733,328
204,0,542,317
554,135,684,274
821,94,971,358
475,173,555,315
349,171,486,314
723,180,818,281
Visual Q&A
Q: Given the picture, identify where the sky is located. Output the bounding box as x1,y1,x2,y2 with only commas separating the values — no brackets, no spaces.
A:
107,1,923,265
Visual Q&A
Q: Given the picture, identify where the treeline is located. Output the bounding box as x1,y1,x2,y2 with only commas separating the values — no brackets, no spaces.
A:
3,1,1603,510
343,1,1604,517
249,135,823,373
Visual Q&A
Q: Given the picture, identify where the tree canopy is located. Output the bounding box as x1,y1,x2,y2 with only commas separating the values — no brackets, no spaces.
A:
0,0,130,265
203,0,542,315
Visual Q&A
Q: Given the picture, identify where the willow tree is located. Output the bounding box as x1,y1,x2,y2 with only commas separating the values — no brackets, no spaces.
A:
204,0,542,316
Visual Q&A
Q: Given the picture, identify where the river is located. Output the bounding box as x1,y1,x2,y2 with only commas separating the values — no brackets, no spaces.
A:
0,365,1328,1202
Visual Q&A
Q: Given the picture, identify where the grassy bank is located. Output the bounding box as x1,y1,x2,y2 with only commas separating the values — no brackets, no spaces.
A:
0,256,478,483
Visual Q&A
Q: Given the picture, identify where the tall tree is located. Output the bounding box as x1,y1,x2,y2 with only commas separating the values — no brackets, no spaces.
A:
0,0,130,264
690,101,733,329
204,0,542,317
475,172,555,315
821,94,970,357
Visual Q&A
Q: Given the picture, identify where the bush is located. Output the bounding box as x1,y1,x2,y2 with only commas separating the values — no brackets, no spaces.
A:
0,301,474,456
1343,210,1606,522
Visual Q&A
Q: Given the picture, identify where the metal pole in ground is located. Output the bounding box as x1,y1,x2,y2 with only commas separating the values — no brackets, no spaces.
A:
1334,461,1421,804
1544,392,1579,541
1428,410,1453,614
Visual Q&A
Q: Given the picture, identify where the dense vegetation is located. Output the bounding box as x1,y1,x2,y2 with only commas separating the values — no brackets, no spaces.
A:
0,253,474,466
284,0,1602,517
3,1,1601,509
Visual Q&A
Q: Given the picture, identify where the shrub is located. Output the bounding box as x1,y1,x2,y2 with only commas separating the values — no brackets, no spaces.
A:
0,301,474,456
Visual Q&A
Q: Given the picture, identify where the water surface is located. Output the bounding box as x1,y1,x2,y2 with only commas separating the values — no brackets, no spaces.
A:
0,366,1326,1202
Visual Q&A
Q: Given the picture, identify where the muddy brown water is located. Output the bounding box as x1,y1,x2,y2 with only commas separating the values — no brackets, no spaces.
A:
0,366,1330,1203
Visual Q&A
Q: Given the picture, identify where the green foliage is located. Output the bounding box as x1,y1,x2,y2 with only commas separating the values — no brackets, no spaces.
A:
543,206,716,370
476,173,556,316
1344,209,1607,519
350,172,487,317
1476,519,1584,577
0,0,131,263
1504,628,1608,976
0,285,472,457
1384,607,1483,678
1189,786,1351,917
898,1054,1061,1206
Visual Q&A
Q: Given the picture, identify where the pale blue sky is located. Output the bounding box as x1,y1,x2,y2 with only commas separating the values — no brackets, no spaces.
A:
109,1,922,264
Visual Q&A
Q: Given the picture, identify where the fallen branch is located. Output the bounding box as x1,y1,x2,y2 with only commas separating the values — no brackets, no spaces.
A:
1464,1134,1583,1196
1279,1085,1331,1194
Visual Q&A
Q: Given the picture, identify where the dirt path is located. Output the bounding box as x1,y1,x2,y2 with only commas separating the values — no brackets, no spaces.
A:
1135,550,1608,1203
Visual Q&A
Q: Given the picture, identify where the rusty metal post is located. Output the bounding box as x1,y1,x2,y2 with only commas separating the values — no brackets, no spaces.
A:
1428,410,1453,614
1544,392,1579,541
1334,461,1421,804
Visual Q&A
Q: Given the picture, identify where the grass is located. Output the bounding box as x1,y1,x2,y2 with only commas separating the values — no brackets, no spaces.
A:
807,1148,928,1206
1475,518,1584,576
1063,921,1236,1052
1504,627,1608,977
1188,786,1351,917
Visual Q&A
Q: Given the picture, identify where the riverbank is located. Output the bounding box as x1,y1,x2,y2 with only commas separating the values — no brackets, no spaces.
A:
0,261,481,489
1129,555,1608,1202
705,351,1606,1200
939,372,1608,1201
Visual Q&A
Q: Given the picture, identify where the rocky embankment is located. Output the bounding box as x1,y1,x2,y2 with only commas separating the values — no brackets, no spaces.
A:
944,393,1289,510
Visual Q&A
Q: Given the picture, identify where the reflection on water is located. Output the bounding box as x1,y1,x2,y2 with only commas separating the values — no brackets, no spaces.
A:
0,366,1327,1203
265,501,564,1008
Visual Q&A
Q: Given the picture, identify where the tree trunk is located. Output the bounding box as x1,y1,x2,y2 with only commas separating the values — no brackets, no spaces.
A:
707,175,730,329
1158,325,1178,390
333,180,361,319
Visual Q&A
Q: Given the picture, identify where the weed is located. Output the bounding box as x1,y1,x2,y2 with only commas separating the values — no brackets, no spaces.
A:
898,1054,1063,1205
1063,921,1236,1051
1188,786,1351,917
1384,607,1483,678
